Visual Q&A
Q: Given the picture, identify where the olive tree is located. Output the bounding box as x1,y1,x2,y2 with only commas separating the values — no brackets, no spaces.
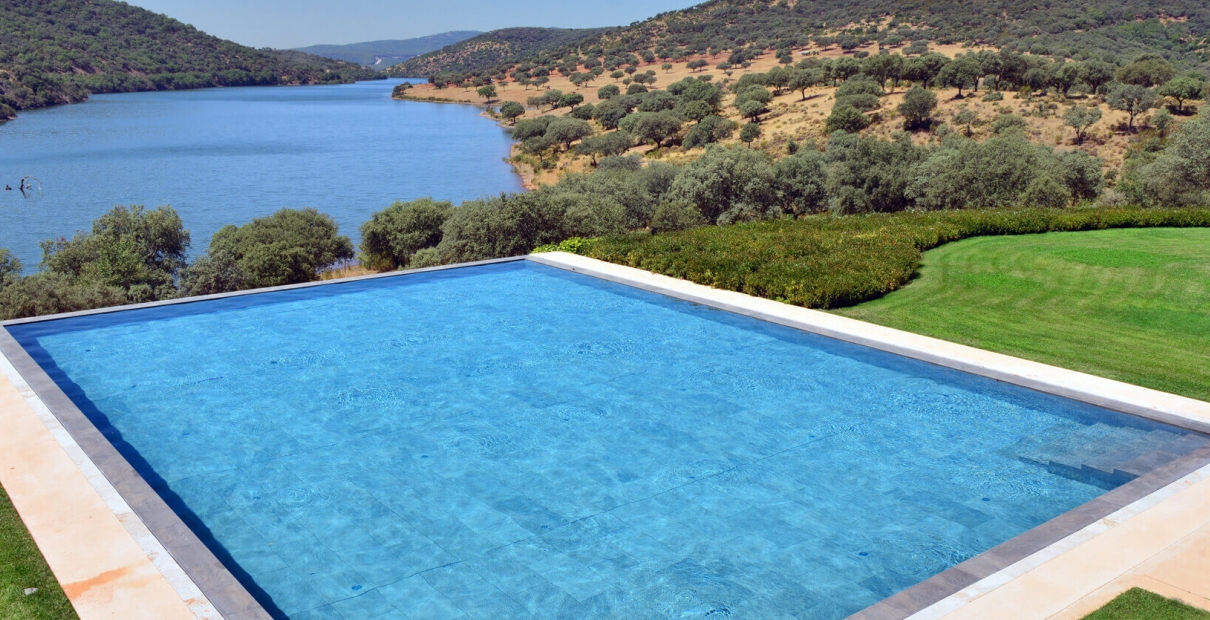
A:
499,101,525,124
359,199,454,270
1107,84,1156,131
1063,106,1102,144
897,85,937,130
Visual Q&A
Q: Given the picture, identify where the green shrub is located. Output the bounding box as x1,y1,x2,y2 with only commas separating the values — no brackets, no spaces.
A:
651,200,707,233
359,198,455,270
181,208,353,294
576,207,1210,309
407,247,443,268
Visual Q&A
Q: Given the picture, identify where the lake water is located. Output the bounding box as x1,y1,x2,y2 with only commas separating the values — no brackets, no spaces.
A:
0,79,522,269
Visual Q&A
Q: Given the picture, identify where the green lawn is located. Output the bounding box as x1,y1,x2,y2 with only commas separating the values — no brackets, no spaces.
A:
836,228,1210,402
1084,588,1210,620
0,484,76,619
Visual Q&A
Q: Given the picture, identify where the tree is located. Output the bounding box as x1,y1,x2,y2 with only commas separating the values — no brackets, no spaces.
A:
186,208,353,292
477,85,497,101
740,122,762,145
952,109,977,136
0,249,20,291
682,116,738,149
557,92,585,109
545,117,594,151
621,111,685,148
938,55,981,96
540,89,564,109
358,199,454,270
1116,55,1176,87
1082,60,1116,95
826,105,870,133
788,69,822,100
650,200,705,233
40,205,190,301
1063,106,1102,144
575,131,633,164
597,84,620,100
902,52,950,87
661,63,673,73
863,52,904,91
1153,108,1175,137
499,101,524,125
688,59,709,72
763,67,792,95
898,85,937,130
734,86,773,122
610,70,625,82
1107,84,1156,131
1052,62,1085,97
1158,75,1204,114
665,146,778,223
521,135,556,164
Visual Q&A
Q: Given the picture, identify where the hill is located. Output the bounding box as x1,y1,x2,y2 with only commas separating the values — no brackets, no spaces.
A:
384,27,609,78
294,31,481,68
0,0,382,120
389,0,1209,82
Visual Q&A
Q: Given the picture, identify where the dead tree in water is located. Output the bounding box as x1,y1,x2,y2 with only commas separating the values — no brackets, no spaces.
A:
18,176,42,195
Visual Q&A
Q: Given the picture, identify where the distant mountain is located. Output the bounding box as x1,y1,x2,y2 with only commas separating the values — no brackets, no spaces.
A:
295,31,482,68
0,0,382,120
384,27,609,78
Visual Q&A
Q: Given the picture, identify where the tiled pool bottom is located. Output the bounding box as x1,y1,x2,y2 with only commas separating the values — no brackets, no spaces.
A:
8,261,1207,619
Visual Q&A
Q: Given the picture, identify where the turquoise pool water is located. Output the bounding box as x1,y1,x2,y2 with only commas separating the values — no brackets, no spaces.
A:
9,261,1203,619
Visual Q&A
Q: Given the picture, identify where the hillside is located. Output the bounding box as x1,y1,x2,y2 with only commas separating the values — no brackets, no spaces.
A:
0,0,382,120
389,0,1209,81
294,31,481,68
385,27,609,78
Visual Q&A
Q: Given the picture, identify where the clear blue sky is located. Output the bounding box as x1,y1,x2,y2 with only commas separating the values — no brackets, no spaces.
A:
125,0,702,49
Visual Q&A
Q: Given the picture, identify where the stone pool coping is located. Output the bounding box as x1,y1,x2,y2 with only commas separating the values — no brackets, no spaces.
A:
1,251,1209,619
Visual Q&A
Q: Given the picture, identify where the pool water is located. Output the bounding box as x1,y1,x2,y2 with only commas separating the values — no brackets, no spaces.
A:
9,261,1205,619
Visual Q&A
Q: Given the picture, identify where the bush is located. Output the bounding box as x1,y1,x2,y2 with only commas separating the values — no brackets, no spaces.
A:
359,198,455,270
577,207,1210,309
182,208,353,294
0,271,126,320
436,193,571,263
665,145,778,223
826,105,871,133
683,115,738,149
650,200,706,233
407,247,442,269
38,204,189,298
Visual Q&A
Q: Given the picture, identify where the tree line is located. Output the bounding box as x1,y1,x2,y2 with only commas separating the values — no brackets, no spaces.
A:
3,110,1206,320
377,0,1208,87
0,0,380,119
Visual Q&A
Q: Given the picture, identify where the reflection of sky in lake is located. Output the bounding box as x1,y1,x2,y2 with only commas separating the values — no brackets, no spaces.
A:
0,79,521,268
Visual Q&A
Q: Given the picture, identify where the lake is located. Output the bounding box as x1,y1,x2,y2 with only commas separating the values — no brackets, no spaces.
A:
0,79,523,269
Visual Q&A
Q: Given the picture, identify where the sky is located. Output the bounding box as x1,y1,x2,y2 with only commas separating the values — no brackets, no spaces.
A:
125,0,703,49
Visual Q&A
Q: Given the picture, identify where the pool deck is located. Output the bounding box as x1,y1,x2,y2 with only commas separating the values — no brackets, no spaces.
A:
1,251,1209,619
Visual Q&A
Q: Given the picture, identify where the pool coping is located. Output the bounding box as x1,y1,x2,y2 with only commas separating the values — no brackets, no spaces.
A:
2,252,1209,619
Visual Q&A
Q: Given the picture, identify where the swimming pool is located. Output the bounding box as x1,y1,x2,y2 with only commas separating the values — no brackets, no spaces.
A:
6,259,1208,619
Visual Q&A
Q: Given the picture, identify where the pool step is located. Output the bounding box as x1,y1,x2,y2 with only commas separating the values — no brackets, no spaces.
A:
1016,423,1204,488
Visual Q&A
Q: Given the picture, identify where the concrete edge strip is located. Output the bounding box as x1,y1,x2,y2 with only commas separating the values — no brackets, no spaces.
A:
907,459,1210,620
0,333,221,619
0,330,266,619
856,447,1210,619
